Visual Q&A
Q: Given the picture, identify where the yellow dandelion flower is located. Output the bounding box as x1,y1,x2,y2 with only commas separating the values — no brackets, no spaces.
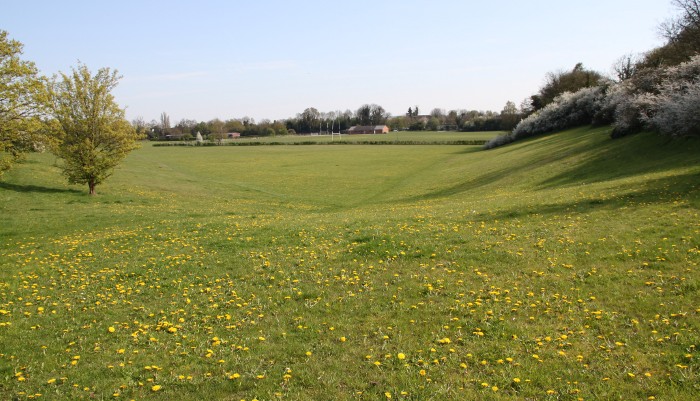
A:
397,353,406,360
108,326,115,333
151,385,162,392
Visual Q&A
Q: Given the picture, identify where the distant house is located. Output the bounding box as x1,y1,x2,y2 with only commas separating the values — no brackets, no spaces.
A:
228,132,241,139
346,125,389,135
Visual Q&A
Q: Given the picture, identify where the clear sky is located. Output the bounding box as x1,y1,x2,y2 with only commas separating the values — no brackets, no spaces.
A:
2,0,673,123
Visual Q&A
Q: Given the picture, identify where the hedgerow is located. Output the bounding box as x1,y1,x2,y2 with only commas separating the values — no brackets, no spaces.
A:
486,55,700,149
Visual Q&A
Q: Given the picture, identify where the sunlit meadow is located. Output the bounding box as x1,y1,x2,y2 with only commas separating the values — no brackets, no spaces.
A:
1,127,698,400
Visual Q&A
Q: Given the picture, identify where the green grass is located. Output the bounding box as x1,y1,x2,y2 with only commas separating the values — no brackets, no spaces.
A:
1,126,699,400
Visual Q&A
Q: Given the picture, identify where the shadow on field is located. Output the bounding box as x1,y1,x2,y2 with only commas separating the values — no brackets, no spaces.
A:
477,170,700,221
538,132,700,189
0,182,82,194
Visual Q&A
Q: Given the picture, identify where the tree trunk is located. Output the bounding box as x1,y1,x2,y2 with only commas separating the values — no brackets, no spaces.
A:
89,181,96,195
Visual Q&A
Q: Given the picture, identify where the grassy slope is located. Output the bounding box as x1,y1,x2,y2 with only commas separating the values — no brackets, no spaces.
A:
0,126,698,400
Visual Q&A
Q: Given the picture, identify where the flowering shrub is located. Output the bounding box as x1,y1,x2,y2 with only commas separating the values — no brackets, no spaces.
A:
485,86,606,149
486,55,700,149
639,55,700,137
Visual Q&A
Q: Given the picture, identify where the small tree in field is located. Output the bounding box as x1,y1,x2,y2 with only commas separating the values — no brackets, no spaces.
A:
0,30,47,177
48,64,138,195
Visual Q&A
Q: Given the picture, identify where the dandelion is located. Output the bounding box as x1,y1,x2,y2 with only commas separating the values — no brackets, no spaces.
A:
151,385,162,392
108,326,115,333
397,353,406,360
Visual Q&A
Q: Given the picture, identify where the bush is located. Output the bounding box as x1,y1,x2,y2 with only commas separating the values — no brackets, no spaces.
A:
638,55,700,136
485,86,606,150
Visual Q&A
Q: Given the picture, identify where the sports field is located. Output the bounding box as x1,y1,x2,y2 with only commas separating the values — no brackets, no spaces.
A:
1,127,698,400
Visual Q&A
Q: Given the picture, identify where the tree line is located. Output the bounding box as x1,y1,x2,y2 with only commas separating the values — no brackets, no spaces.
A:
140,101,528,141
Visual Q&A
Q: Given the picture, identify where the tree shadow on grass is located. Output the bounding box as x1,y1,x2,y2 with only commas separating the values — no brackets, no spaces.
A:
537,132,700,190
475,170,700,222
0,182,82,194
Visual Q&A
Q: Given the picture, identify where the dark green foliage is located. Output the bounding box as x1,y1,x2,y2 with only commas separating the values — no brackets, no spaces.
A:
531,63,605,110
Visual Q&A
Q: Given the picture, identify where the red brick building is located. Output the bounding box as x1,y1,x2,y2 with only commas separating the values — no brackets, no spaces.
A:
345,125,389,134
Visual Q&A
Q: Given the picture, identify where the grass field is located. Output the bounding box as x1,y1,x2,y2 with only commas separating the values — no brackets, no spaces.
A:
1,126,699,400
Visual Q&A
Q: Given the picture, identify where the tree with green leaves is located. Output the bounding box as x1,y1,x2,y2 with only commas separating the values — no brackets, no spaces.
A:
48,64,139,195
0,30,48,177
531,63,604,110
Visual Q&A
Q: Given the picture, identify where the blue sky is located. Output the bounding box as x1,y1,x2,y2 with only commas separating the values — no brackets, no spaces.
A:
3,1,673,123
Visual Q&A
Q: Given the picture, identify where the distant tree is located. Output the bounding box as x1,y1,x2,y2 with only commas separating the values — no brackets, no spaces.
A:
426,117,440,131
407,107,413,117
241,116,255,127
659,0,700,46
209,131,226,145
532,63,605,110
519,98,535,118
612,53,641,81
272,121,288,136
0,30,47,177
224,119,245,133
299,107,320,133
209,118,225,136
500,100,521,131
193,121,211,137
131,116,149,139
159,112,170,135
414,105,419,116
47,64,139,195
369,104,388,124
409,119,426,131
637,0,700,68
388,116,409,130
356,104,371,125
175,119,198,135
430,108,445,119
